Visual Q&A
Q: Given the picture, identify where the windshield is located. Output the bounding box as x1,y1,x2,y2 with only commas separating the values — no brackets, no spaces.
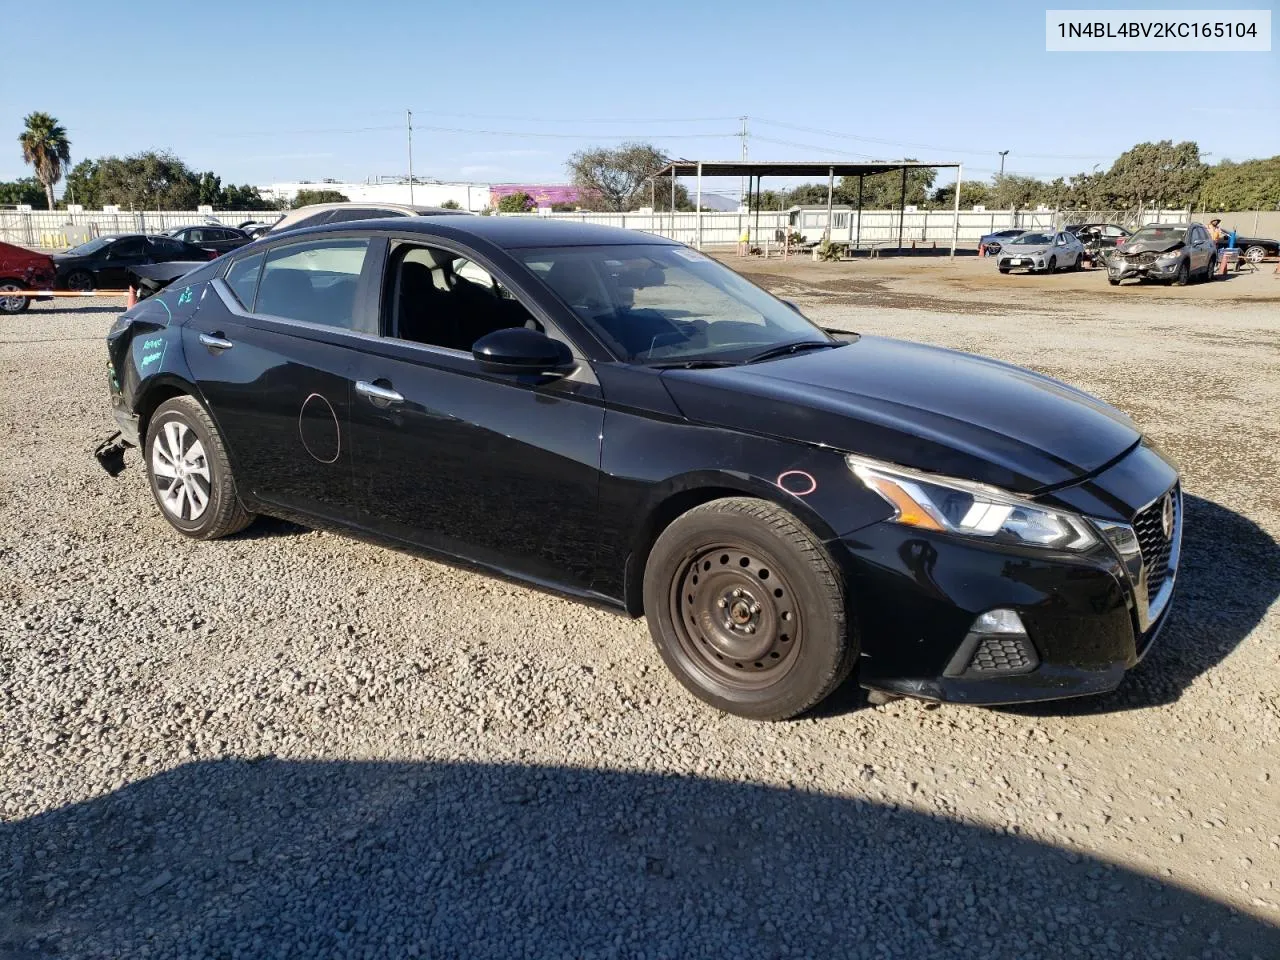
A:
1012,232,1052,246
65,236,114,256
1129,226,1185,245
521,244,831,363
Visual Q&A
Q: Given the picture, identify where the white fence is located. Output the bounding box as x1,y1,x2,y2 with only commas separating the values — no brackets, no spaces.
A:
1,205,1192,251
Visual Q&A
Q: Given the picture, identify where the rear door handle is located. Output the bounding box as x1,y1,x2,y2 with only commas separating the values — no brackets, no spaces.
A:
198,333,234,350
356,380,405,404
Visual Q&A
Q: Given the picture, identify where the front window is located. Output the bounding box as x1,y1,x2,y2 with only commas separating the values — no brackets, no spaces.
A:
66,236,113,256
1129,226,1186,245
520,244,832,363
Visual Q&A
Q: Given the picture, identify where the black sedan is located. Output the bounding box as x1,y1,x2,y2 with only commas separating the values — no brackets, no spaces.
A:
165,224,252,255
98,217,1182,720
54,234,216,291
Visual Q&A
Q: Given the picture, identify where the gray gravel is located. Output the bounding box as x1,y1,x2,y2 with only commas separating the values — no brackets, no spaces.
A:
1,272,1278,958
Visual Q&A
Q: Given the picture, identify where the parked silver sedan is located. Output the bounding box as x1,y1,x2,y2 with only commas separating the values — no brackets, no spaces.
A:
996,230,1085,274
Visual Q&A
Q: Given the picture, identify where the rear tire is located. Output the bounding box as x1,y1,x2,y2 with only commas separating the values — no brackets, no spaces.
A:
1243,245,1266,264
64,270,93,292
0,280,30,314
144,395,255,540
1071,253,1082,271
643,497,856,721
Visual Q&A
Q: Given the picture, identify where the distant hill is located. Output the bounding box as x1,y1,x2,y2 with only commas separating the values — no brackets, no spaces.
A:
698,192,739,211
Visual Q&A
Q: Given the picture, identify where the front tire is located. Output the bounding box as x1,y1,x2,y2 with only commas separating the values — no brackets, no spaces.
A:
144,395,255,539
642,497,856,721
1172,259,1190,286
0,280,30,314
1046,256,1057,274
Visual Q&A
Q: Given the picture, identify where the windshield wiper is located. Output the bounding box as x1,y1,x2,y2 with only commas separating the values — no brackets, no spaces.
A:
742,340,841,365
648,359,740,370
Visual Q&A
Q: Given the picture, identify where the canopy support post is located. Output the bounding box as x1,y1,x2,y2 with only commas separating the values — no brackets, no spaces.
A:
898,166,907,250
695,162,703,250
950,164,962,260
824,166,834,242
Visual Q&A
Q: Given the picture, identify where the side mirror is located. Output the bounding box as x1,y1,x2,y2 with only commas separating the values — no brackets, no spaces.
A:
472,327,575,378
781,298,803,314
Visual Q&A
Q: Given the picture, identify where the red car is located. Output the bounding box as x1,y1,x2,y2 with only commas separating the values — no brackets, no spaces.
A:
0,241,56,314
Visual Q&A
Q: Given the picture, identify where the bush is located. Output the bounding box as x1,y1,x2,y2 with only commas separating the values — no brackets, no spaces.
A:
496,192,536,214
440,199,461,210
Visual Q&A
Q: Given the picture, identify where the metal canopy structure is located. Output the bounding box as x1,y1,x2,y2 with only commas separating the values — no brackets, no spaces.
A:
653,159,965,258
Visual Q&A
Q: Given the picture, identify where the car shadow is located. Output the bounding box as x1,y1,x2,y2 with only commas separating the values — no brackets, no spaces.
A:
1,758,1274,958
231,516,312,541
997,493,1279,718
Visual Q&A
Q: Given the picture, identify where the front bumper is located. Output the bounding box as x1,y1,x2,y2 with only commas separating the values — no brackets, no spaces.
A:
830,463,1181,706
1108,257,1180,282
998,254,1046,272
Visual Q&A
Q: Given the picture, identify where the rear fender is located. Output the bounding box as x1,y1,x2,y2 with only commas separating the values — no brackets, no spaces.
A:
108,281,209,426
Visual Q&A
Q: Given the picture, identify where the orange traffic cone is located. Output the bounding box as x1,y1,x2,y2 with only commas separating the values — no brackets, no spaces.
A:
978,243,986,258
126,286,136,309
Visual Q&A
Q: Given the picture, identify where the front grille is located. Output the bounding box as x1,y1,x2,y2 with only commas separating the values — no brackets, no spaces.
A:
967,635,1035,674
1125,251,1159,266
1133,484,1179,595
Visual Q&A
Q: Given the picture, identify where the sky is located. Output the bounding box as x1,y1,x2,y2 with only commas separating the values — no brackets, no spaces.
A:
1,0,1276,196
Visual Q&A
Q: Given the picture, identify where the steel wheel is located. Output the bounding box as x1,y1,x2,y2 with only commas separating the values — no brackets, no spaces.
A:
151,420,211,522
1243,245,1266,264
65,270,93,291
669,543,803,691
0,281,28,314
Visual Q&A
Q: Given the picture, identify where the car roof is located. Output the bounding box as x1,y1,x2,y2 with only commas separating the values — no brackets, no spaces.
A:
289,215,679,249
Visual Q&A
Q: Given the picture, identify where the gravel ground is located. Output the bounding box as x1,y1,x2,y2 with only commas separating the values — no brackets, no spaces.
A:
1,262,1278,959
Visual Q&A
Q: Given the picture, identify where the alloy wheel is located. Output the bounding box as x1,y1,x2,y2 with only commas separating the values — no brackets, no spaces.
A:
1244,246,1266,264
668,543,802,691
151,420,211,521
0,282,25,313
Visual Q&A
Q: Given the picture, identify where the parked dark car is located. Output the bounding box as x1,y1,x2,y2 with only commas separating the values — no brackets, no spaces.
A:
1216,233,1279,263
1107,223,1217,286
54,234,217,291
978,228,1024,256
98,217,1182,720
165,224,252,256
0,240,56,314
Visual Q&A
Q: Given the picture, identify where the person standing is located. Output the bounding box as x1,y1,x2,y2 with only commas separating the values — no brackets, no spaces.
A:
1207,218,1226,245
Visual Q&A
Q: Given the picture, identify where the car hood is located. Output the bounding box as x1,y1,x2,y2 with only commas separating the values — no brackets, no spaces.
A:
1117,238,1181,255
659,336,1142,493
1000,244,1049,256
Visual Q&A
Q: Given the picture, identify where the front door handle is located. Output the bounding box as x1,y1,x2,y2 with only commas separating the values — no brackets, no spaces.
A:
356,380,405,405
198,333,234,350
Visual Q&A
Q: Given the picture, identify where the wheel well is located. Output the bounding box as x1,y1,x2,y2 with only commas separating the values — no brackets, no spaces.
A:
623,486,764,618
135,384,189,445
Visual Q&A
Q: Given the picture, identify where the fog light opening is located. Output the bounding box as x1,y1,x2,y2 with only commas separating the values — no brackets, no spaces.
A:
972,608,1026,635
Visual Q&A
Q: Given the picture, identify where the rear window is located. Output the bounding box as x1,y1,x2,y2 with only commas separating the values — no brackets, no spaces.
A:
255,238,370,329
225,252,264,309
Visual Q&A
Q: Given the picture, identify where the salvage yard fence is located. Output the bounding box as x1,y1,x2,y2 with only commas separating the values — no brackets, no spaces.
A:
0,205,1199,251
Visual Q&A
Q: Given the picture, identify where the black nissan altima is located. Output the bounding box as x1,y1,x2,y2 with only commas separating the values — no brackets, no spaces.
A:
99,217,1182,720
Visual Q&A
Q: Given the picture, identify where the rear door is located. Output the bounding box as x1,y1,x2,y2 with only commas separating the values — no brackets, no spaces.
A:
346,237,605,590
185,235,378,522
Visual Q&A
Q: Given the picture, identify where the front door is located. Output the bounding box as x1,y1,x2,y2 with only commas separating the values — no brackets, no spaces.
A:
347,239,605,591
100,237,149,287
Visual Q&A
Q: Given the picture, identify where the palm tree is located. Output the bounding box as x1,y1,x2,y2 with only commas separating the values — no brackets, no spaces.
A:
19,112,72,211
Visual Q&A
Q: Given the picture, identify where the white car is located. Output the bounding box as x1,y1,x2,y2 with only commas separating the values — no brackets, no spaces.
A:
996,230,1085,274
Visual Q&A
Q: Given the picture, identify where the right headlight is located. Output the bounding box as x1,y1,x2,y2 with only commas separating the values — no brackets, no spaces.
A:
846,454,1097,552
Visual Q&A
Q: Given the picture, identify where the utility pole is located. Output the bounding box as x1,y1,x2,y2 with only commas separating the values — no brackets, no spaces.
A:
998,150,1009,177
739,116,749,209
407,109,415,204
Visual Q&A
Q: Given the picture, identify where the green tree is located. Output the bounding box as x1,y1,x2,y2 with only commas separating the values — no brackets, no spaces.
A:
197,171,222,206
63,158,101,207
566,141,669,211
439,199,462,210
90,152,200,209
292,189,349,208
1103,140,1205,208
0,177,47,206
930,180,993,209
1199,156,1280,211
990,173,1049,211
18,111,72,211
748,189,791,211
837,164,936,208
497,191,535,213
219,183,273,210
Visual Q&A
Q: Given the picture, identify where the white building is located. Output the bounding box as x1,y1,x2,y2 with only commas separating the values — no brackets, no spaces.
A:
258,178,493,212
